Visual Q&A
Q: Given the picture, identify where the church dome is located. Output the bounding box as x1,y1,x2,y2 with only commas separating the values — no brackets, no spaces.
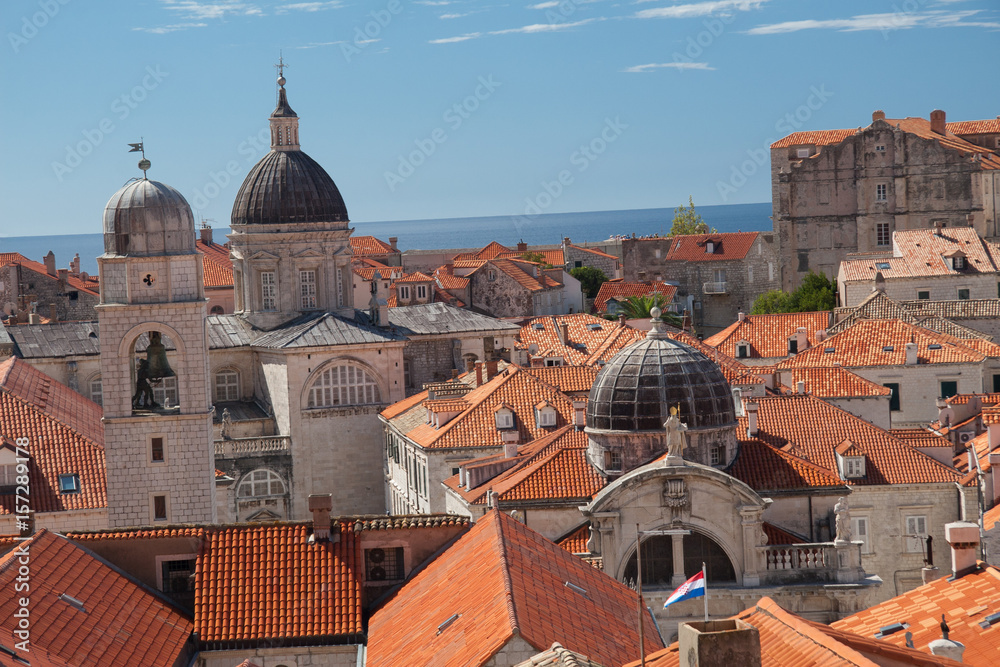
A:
102,179,196,256
231,149,349,225
586,319,736,432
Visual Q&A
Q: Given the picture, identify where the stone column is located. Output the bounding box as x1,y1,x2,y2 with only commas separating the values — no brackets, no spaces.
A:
666,529,691,586
739,505,766,587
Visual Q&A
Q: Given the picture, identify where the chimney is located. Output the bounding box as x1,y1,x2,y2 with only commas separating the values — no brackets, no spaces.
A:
563,237,571,247
28,313,41,325
451,368,459,379
308,494,333,541
200,225,213,246
746,402,759,437
872,109,885,122
516,240,527,252
475,361,485,386
48,303,57,322
990,453,1000,504
874,271,886,292
930,109,946,135
945,521,979,578
815,329,827,342
738,312,745,322
443,260,454,275
796,380,805,395
572,398,587,430
504,441,518,458
57,269,68,283
928,615,966,663
934,220,946,236
388,236,398,251
795,327,808,352
43,251,56,277
501,429,519,447
485,359,499,381
678,620,761,667
558,322,569,346
465,356,476,373
618,313,627,327
70,253,80,275
905,342,918,365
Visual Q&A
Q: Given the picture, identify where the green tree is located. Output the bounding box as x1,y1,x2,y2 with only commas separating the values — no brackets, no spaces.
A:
750,270,836,314
570,266,609,299
669,196,718,236
617,293,682,327
520,251,553,268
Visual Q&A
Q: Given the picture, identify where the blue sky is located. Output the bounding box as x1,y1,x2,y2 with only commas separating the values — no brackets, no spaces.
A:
1,0,998,236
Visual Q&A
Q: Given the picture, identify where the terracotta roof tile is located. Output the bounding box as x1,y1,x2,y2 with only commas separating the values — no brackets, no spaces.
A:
392,271,435,284
584,325,649,366
350,235,397,256
453,241,514,261
663,232,758,262
833,563,1000,665
703,311,831,360
434,268,470,289
496,248,566,266
729,438,847,490
666,332,763,386
953,431,992,475
770,129,856,149
556,524,590,555
0,252,100,297
762,522,806,546
196,239,234,288
985,504,1000,531
518,314,640,365
948,119,1000,135
831,291,993,340
0,530,194,666
0,358,106,514
772,366,892,398
367,510,661,667
841,227,1000,281
739,394,962,486
592,281,676,314
353,265,403,281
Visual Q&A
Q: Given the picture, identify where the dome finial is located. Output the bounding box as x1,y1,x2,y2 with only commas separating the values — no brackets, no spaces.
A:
276,51,287,88
128,139,151,179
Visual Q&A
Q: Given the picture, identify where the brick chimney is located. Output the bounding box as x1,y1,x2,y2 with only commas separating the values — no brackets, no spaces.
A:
572,399,587,430
57,269,68,283
795,327,808,353
945,521,979,578
930,109,946,135
70,253,80,275
389,236,398,251
200,225,213,245
516,240,527,252
746,402,759,437
43,251,56,277
872,110,886,122
308,494,333,541
679,620,761,667
486,359,499,381
442,261,454,276
475,361,485,386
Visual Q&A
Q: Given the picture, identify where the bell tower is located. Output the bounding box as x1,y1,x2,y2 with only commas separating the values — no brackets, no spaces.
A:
97,155,216,528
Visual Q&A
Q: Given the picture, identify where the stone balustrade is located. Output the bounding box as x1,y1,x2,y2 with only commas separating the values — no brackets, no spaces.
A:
758,541,864,585
214,436,292,458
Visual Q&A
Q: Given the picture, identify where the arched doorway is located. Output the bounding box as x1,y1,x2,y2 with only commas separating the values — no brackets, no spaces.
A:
622,531,736,587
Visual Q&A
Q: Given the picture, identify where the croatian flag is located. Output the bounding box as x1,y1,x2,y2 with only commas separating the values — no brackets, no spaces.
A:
663,570,705,608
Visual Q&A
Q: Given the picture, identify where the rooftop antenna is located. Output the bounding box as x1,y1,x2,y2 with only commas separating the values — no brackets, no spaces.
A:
128,139,150,178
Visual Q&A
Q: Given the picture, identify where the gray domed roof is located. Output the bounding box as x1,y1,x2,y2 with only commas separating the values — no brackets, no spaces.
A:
103,179,196,256
586,331,736,432
231,150,349,226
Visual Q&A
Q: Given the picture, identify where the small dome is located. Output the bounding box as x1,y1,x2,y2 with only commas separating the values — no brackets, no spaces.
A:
587,334,735,432
231,150,349,225
103,179,196,256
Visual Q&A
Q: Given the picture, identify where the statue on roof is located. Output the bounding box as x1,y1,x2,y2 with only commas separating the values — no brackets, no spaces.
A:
834,496,852,544
664,405,688,458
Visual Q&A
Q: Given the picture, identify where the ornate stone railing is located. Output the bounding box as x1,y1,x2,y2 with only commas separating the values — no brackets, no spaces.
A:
214,436,291,458
703,281,728,295
757,541,865,585
763,544,829,571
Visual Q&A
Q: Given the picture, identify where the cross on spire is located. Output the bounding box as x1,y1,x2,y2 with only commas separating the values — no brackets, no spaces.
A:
275,52,288,81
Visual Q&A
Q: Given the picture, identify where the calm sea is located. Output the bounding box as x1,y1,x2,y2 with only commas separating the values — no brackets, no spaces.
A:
0,202,772,276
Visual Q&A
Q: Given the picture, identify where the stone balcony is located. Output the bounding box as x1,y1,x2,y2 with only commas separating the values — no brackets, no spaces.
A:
758,541,865,585
214,435,292,458
703,281,728,295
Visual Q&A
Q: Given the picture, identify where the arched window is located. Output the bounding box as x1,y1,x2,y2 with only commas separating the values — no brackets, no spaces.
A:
210,305,224,315
237,469,286,498
622,531,735,587
307,363,381,408
214,369,240,403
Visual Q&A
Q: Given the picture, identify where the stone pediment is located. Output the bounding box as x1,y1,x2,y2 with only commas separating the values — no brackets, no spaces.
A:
248,250,280,261
293,248,326,259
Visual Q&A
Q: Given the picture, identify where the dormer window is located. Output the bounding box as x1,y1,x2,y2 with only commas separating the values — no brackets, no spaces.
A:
954,256,966,270
495,406,514,430
835,439,866,479
787,338,798,355
59,473,81,494
736,342,750,359
705,241,715,254
398,285,411,300
534,401,557,428
843,457,866,478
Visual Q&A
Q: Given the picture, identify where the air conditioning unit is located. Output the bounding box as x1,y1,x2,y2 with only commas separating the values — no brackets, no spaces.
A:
958,432,974,444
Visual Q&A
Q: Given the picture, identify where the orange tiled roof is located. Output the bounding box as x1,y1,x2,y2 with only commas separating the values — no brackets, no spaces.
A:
195,522,362,645
392,271,434,284
632,596,963,667
663,232,759,262
353,266,403,282
666,331,764,386
728,438,847,490
567,243,618,260
496,248,566,266
985,503,1000,531
585,325,649,366
773,366,892,398
841,227,1000,281
833,563,1000,665
777,319,1000,369
0,358,106,514
520,365,599,394
770,129,856,149
0,530,194,666
434,268,470,289
518,313,640,365
704,311,831,360
453,241,513,261
556,523,590,555
492,445,604,504
949,118,1000,135
196,238,234,288
953,431,992,475
478,258,561,292
592,281,676,314
762,522,806,546
891,428,954,453
0,252,100,297
739,394,962,486
350,235,397,256
367,509,662,667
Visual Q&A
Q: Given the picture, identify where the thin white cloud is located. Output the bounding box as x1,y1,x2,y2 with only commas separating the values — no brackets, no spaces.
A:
159,0,262,19
356,38,381,45
415,0,453,5
429,32,483,43
134,22,208,33
528,1,560,8
635,0,767,19
275,1,343,13
490,17,601,35
292,40,346,49
746,10,1000,34
624,62,716,72
440,12,471,19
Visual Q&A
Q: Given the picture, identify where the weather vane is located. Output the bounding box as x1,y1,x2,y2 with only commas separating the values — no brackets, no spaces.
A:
128,139,150,178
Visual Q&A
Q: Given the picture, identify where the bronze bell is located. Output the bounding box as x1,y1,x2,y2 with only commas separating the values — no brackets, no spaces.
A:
145,331,175,380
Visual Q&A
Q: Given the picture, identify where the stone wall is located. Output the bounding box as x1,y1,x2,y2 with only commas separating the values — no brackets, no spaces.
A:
199,645,362,667
404,338,460,394
564,244,619,279
840,273,998,309
469,264,535,318
0,263,99,322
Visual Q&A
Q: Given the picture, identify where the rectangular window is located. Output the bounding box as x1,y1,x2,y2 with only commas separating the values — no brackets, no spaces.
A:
796,148,810,158
151,437,164,463
905,515,927,553
710,447,721,466
958,288,970,300
993,374,1000,393
153,495,168,521
940,381,958,399
299,270,317,309
261,271,276,311
713,269,727,283
89,377,103,406
416,284,427,300
787,339,798,355
876,183,887,202
876,223,891,247
604,450,622,471
875,145,886,153
851,517,871,554
917,290,930,300
59,473,80,494
737,344,750,359
214,370,240,402
0,464,18,488
161,559,196,593
336,266,344,307
398,285,410,300
884,383,901,411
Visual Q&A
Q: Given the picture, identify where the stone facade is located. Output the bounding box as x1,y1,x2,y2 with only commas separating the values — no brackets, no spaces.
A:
563,239,620,280
198,646,361,667
0,258,99,322
772,111,1000,290
620,233,780,337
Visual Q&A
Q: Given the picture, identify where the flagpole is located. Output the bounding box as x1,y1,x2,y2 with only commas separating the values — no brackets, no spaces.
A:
702,562,708,623
636,524,645,666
